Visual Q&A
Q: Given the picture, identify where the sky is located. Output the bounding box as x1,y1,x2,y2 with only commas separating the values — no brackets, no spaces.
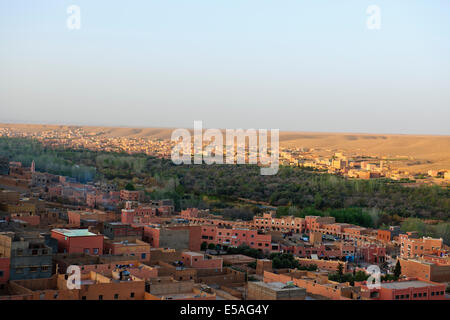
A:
0,0,449,135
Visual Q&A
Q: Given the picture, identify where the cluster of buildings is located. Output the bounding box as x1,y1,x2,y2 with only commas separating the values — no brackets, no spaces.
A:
279,149,450,185
0,160,448,300
0,126,175,158
2,125,449,185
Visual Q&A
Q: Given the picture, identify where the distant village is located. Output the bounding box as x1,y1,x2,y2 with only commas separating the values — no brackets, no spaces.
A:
1,126,449,186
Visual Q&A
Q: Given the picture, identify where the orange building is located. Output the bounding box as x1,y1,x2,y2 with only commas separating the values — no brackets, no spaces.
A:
103,239,150,261
263,269,357,300
143,225,201,251
119,190,141,202
305,216,336,232
357,278,447,300
68,210,115,227
0,257,10,286
180,252,223,270
377,229,392,242
399,257,450,283
3,269,146,300
399,234,443,258
200,226,273,251
51,229,104,255
253,212,306,233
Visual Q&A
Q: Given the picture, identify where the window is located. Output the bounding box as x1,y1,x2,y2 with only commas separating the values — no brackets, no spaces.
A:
413,293,417,298
99,295,103,300
93,248,99,254
30,267,38,273
41,266,50,272
130,292,135,298
431,292,435,296
141,253,146,259
0,271,3,277
423,292,427,297
84,249,90,254
114,294,119,300
82,296,86,300
418,293,422,297
16,249,23,256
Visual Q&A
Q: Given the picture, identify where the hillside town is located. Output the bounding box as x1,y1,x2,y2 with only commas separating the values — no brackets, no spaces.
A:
1,126,449,186
0,160,448,300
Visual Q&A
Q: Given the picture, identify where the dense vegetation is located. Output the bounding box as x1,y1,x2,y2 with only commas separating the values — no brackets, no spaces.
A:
0,137,448,242
328,263,370,285
269,252,317,271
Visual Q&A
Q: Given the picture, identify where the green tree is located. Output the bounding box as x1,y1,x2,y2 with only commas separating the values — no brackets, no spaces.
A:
394,260,402,279
201,242,208,251
125,182,135,191
207,243,216,250
337,263,344,277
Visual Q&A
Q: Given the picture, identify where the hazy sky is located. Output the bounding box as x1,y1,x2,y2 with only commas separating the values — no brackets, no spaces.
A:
1,0,449,135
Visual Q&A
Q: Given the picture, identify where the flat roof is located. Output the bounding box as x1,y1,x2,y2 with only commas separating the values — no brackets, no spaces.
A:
183,251,204,256
251,281,305,292
380,280,439,290
52,229,97,237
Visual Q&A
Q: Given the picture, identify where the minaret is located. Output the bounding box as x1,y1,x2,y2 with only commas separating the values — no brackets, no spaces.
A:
31,160,35,173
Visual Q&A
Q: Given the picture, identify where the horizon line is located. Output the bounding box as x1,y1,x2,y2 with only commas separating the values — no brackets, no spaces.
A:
1,121,449,138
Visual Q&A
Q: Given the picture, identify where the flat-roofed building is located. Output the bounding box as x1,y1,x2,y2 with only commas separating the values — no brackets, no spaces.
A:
247,281,306,300
399,234,443,258
103,222,143,241
103,239,150,261
144,277,216,300
0,231,52,281
358,279,447,300
180,251,223,270
399,257,450,283
51,229,104,255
